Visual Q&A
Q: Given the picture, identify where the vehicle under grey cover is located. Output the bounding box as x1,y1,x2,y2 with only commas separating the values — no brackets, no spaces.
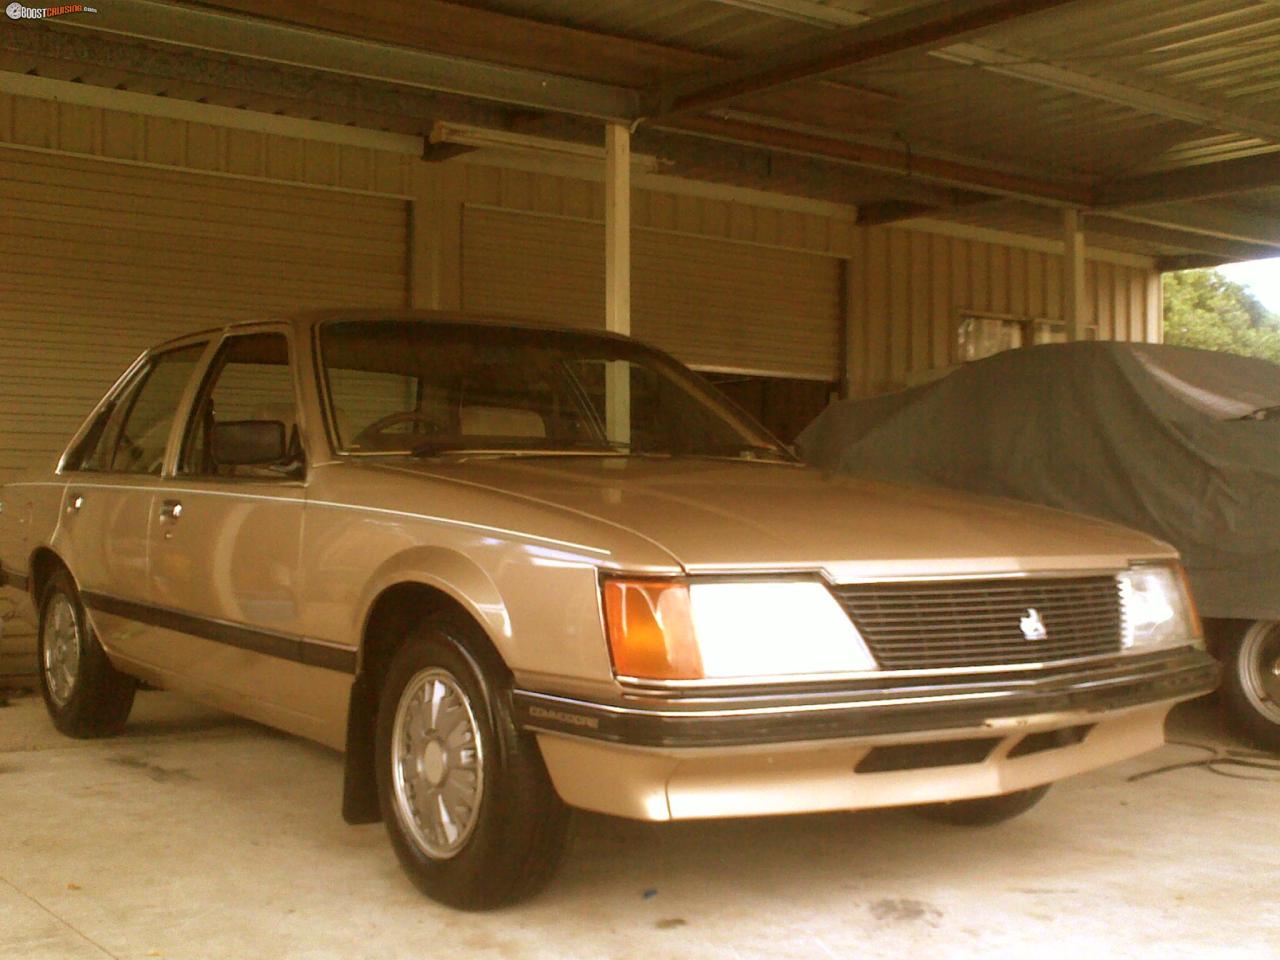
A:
799,341,1280,622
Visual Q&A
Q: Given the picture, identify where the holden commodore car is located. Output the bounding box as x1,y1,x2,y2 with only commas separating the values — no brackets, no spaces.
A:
799,341,1280,751
0,311,1217,909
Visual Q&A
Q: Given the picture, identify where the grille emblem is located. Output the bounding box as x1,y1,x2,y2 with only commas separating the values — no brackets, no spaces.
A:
1020,607,1048,641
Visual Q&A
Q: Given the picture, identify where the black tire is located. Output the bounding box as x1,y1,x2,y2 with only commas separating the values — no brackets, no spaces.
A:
914,784,1050,827
374,614,568,910
36,569,136,738
1221,620,1280,753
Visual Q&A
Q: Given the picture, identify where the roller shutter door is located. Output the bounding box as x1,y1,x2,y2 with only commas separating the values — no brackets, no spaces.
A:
462,207,603,330
461,206,842,379
0,147,408,483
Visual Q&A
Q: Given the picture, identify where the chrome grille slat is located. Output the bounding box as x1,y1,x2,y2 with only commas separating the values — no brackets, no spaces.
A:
834,575,1123,670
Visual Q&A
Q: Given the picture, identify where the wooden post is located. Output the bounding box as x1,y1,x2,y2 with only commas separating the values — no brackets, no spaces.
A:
605,122,631,443
1062,207,1087,341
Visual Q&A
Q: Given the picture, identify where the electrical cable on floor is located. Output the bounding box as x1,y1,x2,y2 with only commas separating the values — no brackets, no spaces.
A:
1128,739,1280,784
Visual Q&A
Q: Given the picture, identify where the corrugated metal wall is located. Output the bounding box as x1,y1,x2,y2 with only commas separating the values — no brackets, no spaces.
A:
448,162,1161,394
0,93,413,195
0,89,1165,463
847,225,1162,395
461,202,845,379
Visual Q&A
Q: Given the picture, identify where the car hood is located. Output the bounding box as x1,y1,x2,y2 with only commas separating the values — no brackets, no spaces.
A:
369,456,1173,578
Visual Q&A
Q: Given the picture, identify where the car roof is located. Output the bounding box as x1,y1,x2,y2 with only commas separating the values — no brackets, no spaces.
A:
149,309,634,353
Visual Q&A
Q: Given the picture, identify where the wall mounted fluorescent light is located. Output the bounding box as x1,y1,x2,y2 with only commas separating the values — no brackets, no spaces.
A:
431,122,659,172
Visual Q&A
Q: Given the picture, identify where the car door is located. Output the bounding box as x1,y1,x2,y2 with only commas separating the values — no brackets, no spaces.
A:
57,341,210,663
148,326,346,740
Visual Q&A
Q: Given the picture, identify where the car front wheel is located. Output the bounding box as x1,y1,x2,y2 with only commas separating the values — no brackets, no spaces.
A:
374,615,568,910
1222,620,1280,752
36,569,136,737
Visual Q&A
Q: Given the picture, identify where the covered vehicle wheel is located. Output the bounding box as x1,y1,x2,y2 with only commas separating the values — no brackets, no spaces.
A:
374,615,568,910
37,570,136,738
1223,620,1280,753
914,784,1050,827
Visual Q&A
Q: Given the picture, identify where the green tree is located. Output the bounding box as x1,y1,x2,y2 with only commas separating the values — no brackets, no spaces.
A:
1163,268,1280,362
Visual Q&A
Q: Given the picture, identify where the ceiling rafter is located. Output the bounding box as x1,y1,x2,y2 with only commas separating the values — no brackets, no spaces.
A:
641,0,1083,119
703,0,1280,145
1085,215,1280,262
1094,151,1280,206
932,44,1280,144
189,0,710,88
1108,202,1280,247
658,113,1092,205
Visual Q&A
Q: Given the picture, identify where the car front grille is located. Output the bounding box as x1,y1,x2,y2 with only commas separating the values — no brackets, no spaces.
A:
831,575,1123,670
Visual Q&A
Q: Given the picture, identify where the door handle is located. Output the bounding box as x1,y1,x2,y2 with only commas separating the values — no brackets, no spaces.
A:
159,499,184,522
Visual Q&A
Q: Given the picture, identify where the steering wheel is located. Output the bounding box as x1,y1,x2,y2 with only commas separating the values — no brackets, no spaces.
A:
351,410,446,449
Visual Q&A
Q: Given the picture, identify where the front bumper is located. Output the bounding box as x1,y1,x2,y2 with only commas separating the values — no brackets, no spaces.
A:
512,647,1218,749
514,647,1219,821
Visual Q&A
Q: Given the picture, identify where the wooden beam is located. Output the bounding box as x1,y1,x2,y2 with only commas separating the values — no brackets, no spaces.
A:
856,201,940,226
1093,152,1280,207
658,113,1091,205
643,0,1082,118
856,192,993,225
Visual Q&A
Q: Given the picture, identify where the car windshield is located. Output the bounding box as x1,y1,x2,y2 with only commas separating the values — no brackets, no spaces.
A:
318,319,791,460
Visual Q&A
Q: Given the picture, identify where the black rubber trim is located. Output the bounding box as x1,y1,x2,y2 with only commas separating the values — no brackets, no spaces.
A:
0,562,29,591
512,649,1220,749
82,591,356,674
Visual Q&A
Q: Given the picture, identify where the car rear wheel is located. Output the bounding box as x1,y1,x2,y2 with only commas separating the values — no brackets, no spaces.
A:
36,570,136,738
1222,620,1280,753
374,615,568,910
913,784,1050,826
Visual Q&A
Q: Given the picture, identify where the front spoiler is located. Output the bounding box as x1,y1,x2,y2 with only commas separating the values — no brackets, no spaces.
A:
512,648,1219,749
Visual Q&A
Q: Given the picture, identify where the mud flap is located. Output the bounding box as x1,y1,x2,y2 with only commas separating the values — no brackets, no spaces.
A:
342,671,382,825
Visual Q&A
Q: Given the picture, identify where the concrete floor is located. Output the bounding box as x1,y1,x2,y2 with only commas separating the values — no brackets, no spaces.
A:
0,688,1275,960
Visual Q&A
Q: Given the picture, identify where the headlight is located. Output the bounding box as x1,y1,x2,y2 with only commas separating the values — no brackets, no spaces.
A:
602,578,876,681
1117,562,1202,651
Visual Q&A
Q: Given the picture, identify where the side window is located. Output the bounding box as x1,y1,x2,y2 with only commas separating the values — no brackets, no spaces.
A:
180,333,301,477
75,344,207,475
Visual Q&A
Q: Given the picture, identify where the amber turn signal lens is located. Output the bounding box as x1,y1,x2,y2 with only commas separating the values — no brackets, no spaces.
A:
602,580,703,680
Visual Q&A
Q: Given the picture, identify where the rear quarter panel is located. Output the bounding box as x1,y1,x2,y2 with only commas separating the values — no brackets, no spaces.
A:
1,477,66,586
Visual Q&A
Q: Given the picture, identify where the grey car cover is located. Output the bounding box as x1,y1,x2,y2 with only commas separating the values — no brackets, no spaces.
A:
799,342,1280,620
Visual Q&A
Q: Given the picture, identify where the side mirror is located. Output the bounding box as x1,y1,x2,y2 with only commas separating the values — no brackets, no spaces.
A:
211,420,287,467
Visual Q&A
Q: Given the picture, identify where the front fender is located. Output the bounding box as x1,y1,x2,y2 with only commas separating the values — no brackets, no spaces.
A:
354,545,509,657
